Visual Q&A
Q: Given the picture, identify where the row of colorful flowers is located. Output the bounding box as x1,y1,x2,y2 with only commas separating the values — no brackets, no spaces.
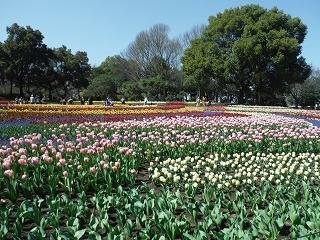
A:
1,113,319,197
212,105,320,119
2,103,319,125
0,103,201,124
1,104,320,238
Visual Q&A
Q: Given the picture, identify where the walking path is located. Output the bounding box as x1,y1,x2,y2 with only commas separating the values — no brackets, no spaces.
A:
276,114,320,128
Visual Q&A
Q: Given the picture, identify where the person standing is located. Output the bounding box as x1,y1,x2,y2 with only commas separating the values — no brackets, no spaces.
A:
88,96,93,105
80,96,85,105
196,97,200,107
30,94,35,104
202,96,206,106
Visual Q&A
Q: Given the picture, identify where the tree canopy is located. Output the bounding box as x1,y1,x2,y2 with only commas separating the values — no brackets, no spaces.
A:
0,7,315,106
51,46,91,98
119,23,184,101
0,23,91,100
181,4,311,104
1,23,51,97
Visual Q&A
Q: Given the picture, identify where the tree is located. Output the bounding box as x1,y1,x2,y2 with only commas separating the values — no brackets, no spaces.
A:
51,46,91,98
92,55,123,78
123,23,182,78
0,42,7,84
179,24,206,50
118,81,142,101
2,23,51,97
86,74,117,100
287,67,320,107
182,5,311,104
181,39,221,98
121,23,184,100
90,55,128,101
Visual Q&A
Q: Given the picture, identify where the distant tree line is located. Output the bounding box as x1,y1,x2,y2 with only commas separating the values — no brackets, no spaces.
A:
1,5,319,107
0,23,91,102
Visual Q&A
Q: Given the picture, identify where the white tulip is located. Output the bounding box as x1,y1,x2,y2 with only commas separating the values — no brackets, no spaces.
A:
173,175,180,183
159,176,166,182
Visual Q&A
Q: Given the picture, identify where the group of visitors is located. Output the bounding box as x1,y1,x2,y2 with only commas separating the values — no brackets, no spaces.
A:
196,96,211,107
104,97,114,106
103,97,126,106
60,97,74,105
79,96,93,105
14,95,48,104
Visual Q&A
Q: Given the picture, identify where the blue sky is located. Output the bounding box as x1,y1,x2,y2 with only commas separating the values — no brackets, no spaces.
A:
1,0,319,68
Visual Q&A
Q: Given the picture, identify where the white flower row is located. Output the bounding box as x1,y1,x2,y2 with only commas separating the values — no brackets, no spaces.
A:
149,152,320,189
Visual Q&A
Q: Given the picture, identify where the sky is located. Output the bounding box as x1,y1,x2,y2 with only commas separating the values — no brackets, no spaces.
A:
1,0,320,68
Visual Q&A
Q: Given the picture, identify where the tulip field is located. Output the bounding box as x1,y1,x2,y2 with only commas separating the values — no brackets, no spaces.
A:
1,103,320,239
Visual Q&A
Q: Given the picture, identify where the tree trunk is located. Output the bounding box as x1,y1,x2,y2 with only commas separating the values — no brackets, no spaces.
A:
19,80,24,97
238,88,244,104
64,87,68,98
48,83,53,101
10,79,13,95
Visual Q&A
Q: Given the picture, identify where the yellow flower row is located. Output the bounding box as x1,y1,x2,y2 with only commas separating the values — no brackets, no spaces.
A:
2,105,202,116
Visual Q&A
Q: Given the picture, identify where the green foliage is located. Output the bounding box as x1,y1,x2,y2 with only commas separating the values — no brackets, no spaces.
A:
51,46,91,98
0,23,91,100
119,24,185,101
117,81,143,101
287,68,320,107
2,23,51,97
86,74,118,100
92,55,123,78
181,39,219,97
182,4,311,105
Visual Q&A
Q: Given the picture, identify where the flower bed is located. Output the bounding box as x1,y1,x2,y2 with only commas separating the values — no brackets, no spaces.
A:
1,104,320,239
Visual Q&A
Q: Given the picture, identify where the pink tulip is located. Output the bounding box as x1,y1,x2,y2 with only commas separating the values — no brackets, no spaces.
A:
7,154,14,161
66,148,74,153
56,152,62,160
103,153,109,161
59,159,67,166
80,148,87,154
4,169,14,178
18,158,27,166
6,148,13,154
40,147,47,153
42,154,53,163
63,171,68,177
30,157,40,165
2,160,12,169
90,167,97,174
21,174,27,180
103,163,109,169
